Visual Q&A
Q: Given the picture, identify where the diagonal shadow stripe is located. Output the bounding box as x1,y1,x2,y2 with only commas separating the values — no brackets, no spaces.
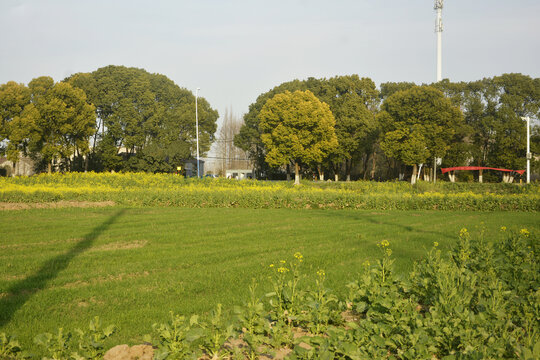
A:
0,208,126,328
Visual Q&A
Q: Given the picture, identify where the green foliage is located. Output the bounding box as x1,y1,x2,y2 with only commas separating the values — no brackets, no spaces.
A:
0,66,219,174
32,317,115,360
0,81,32,163
0,332,30,359
72,317,116,360
33,328,71,360
258,90,338,184
435,74,540,171
67,65,218,172
5,228,538,359
0,77,95,172
235,75,379,179
379,85,463,183
151,313,203,359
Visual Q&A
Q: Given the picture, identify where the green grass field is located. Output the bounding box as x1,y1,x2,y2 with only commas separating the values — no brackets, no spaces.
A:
0,207,538,354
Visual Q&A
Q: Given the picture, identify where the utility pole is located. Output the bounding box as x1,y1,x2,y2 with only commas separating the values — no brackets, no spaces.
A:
435,0,443,82
196,87,200,178
521,116,531,184
434,0,444,183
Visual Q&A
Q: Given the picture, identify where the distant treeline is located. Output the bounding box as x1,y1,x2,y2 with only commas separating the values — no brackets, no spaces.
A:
0,65,218,173
235,74,540,183
1,67,539,182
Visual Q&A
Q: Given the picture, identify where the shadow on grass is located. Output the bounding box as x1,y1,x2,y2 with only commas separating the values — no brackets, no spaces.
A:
318,210,455,241
0,208,126,328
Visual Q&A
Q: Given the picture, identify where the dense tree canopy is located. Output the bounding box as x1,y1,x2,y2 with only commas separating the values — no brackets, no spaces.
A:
0,81,32,164
378,86,463,183
67,65,218,172
432,74,540,174
258,90,338,184
0,66,218,174
235,75,379,180
0,77,95,172
1,68,538,181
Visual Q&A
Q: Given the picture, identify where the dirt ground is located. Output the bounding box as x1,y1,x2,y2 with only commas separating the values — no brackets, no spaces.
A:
0,201,115,210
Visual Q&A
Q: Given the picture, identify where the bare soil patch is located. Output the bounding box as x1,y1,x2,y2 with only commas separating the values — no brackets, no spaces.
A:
89,240,148,252
0,201,115,211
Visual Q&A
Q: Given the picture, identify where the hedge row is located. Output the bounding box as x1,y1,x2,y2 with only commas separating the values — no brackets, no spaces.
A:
0,173,538,211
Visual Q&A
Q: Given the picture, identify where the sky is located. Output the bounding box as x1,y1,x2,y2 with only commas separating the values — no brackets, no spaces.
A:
1,0,539,125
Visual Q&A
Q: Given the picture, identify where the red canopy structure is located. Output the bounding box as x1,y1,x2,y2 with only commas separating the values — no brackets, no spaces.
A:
441,166,526,175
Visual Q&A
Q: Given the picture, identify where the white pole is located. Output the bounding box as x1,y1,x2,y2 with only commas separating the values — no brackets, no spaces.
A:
522,116,530,184
435,0,443,82
196,87,200,178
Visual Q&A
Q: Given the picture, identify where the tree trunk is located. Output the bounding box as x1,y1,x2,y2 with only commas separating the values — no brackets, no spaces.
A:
479,169,483,183
345,159,352,182
371,152,376,180
317,165,324,181
294,162,300,185
48,161,52,174
286,163,291,181
433,157,437,183
411,164,417,185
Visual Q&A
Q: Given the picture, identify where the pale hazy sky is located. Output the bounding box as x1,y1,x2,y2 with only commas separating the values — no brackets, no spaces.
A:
1,0,539,120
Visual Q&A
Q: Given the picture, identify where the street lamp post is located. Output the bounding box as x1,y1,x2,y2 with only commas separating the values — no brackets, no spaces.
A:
521,116,531,184
196,87,200,178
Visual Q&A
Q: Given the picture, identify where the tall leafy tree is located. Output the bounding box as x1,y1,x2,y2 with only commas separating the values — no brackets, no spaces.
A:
379,86,463,184
322,76,379,180
0,81,32,169
27,77,95,173
258,90,338,185
235,79,308,178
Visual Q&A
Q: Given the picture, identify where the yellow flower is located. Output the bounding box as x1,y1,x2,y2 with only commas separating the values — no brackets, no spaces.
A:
362,260,370,267
277,267,289,273
520,229,530,237
316,269,325,277
459,228,468,238
500,226,507,232
433,242,439,247
269,264,274,268
280,260,286,264
378,239,390,248
294,252,303,260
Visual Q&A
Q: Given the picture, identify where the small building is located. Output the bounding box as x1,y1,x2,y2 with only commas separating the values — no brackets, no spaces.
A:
183,159,205,177
0,156,35,176
225,169,253,180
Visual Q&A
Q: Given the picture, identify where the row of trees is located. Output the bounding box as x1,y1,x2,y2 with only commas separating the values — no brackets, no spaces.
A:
1,68,538,181
0,66,218,173
235,74,540,183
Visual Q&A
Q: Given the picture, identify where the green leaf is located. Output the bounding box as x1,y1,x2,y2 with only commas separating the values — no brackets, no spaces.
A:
185,328,203,343
189,314,199,326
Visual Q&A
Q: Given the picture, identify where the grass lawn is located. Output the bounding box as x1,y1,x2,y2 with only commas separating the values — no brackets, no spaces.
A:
0,207,538,354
